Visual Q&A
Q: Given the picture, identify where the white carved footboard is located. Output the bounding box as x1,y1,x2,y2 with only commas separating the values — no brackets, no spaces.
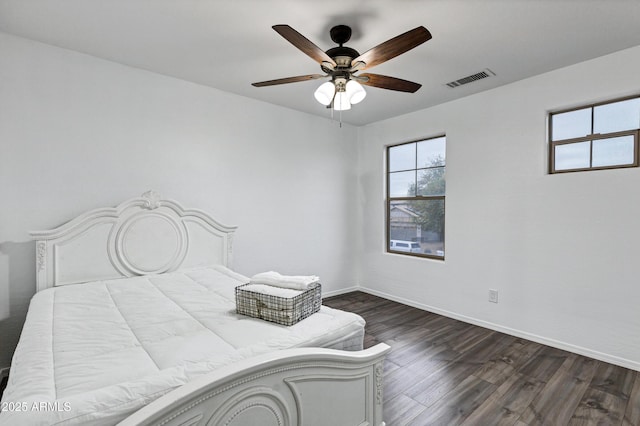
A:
118,343,391,426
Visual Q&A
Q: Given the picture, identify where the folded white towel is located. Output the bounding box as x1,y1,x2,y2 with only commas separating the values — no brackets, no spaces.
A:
241,283,303,299
250,271,320,290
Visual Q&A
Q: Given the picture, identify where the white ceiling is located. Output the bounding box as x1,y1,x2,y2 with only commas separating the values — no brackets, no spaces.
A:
2,0,640,125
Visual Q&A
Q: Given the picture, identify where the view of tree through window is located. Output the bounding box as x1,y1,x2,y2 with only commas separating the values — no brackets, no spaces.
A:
387,136,446,259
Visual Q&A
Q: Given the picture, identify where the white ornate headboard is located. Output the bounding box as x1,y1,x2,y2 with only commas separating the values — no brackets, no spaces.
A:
31,191,237,292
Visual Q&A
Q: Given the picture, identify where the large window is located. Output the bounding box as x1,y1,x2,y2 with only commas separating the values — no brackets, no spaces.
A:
387,136,446,259
549,95,640,173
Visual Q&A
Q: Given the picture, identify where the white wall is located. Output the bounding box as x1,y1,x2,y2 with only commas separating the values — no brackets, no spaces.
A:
357,45,640,370
2,30,639,374
0,33,359,368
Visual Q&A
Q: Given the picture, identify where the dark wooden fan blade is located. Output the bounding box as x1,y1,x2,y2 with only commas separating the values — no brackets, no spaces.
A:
252,74,325,87
273,25,337,67
352,26,431,70
358,73,422,93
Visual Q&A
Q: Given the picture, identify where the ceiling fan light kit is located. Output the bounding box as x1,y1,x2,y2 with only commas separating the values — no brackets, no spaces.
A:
346,80,366,104
314,78,366,110
314,81,335,106
334,91,351,111
252,23,432,117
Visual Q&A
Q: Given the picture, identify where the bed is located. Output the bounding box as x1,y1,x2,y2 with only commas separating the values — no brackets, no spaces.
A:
1,191,389,426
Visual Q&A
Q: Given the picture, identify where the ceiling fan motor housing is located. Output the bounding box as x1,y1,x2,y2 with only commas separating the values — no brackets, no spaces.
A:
325,46,360,62
322,54,357,75
321,25,360,75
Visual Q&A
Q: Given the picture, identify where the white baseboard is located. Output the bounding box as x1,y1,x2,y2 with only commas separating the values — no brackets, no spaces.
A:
322,286,360,299
0,367,9,380
357,287,640,372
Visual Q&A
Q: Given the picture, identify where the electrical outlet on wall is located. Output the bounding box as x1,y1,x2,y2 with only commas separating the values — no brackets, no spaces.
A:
489,289,499,303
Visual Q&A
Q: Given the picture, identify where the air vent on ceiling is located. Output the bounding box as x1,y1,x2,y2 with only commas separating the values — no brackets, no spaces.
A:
446,69,495,88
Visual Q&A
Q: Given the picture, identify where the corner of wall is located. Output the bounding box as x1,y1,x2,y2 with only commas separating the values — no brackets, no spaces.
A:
353,126,367,288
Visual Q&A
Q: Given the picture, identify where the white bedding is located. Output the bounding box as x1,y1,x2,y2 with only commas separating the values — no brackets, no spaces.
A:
0,265,365,426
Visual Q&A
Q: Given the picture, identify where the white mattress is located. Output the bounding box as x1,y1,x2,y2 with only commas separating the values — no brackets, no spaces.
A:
0,265,365,425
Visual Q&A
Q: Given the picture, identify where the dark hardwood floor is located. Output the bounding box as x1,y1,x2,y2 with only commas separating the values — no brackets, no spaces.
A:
324,291,640,426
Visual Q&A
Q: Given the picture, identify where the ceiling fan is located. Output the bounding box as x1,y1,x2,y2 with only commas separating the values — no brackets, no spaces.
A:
252,24,432,111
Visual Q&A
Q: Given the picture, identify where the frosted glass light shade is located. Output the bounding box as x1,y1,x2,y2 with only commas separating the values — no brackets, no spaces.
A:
314,82,335,106
334,91,351,110
346,80,366,104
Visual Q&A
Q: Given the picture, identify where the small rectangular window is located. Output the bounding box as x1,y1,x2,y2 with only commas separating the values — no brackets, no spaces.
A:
387,136,446,259
594,98,640,134
549,95,640,173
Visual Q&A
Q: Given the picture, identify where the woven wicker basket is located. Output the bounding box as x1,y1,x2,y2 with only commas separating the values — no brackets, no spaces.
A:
235,282,322,326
